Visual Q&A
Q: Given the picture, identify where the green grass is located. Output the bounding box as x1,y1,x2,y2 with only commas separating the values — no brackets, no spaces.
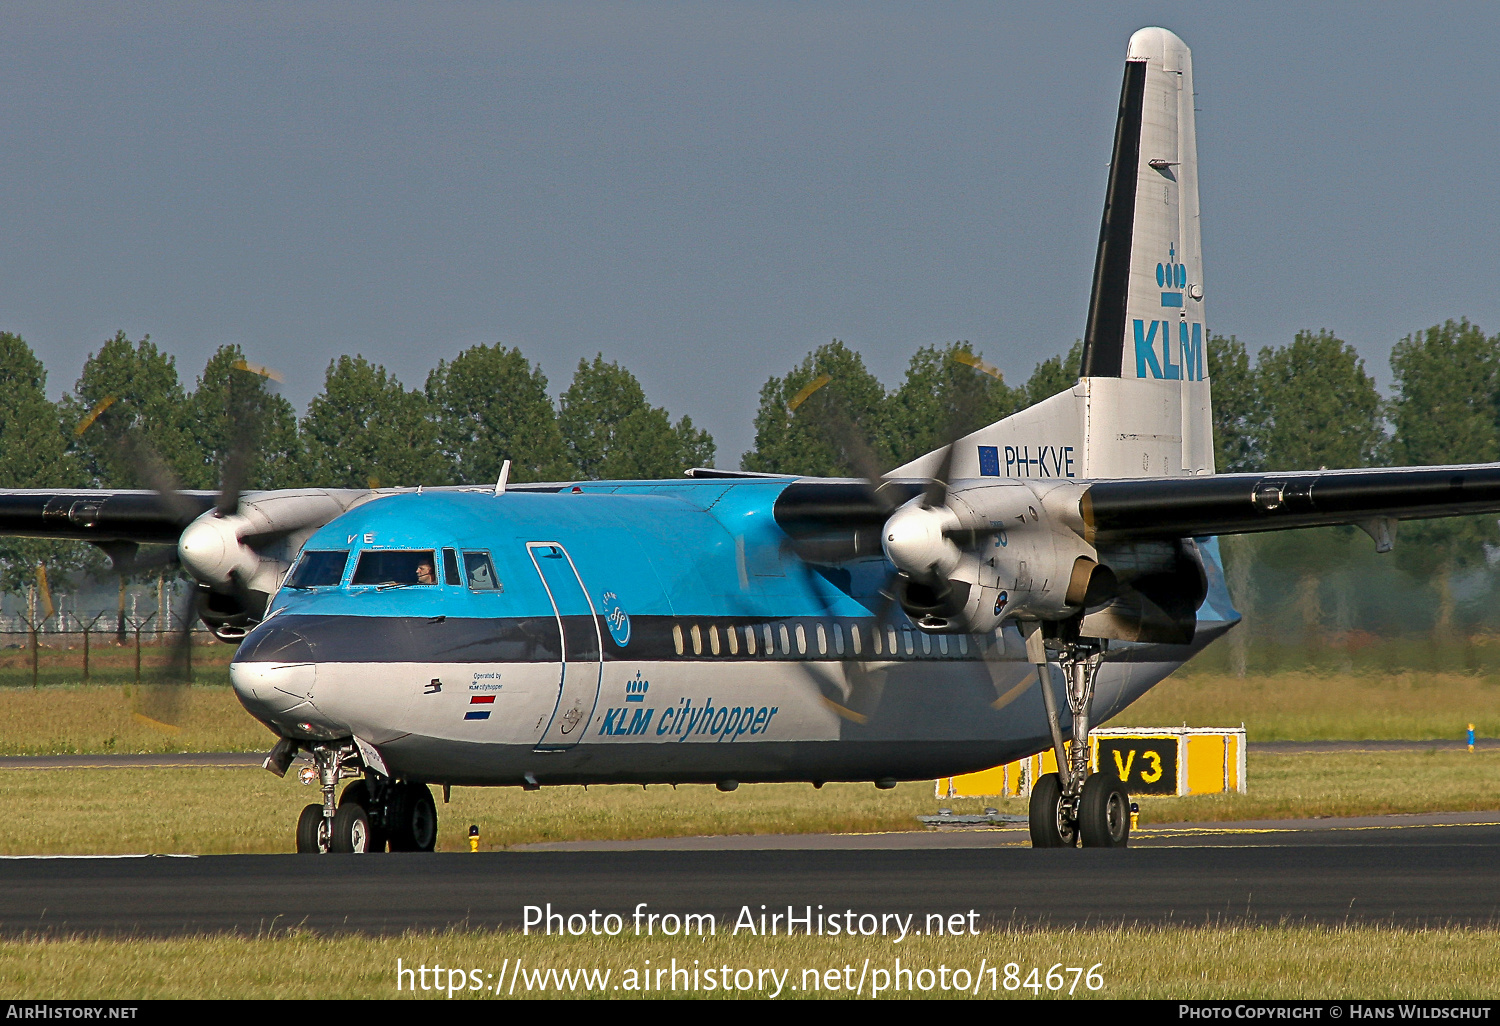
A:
2,750,1498,855
0,635,233,689
0,684,275,755
1112,668,1500,741
1,926,1496,998
2,664,1496,760
1139,748,1500,823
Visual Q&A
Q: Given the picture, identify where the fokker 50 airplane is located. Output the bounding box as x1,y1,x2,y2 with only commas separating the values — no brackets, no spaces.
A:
5,27,1499,852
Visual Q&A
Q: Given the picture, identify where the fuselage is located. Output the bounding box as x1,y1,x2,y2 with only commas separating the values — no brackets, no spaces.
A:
229,479,1239,787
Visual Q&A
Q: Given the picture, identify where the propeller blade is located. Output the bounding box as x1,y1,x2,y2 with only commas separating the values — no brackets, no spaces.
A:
215,364,267,516
132,584,196,732
78,398,202,527
116,427,202,526
974,627,1034,711
921,361,991,509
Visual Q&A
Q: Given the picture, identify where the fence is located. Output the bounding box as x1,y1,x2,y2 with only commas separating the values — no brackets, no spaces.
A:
0,613,230,688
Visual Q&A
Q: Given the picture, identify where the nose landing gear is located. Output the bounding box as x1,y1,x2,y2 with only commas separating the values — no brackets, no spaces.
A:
1022,624,1131,849
287,740,439,853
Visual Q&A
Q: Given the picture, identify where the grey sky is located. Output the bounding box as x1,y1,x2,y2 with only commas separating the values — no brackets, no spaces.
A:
2,3,1497,467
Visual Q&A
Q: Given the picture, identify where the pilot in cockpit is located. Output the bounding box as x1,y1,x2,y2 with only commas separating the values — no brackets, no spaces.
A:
415,557,437,585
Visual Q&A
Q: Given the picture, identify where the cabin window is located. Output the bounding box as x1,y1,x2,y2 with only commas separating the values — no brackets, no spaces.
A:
462,551,502,591
691,624,703,655
816,623,827,656
902,629,915,656
938,634,949,656
872,627,882,656
745,626,757,655
850,624,861,656
920,632,931,656
351,550,438,587
672,624,684,655
795,623,807,655
833,624,844,656
887,627,899,654
958,634,969,655
286,550,348,588
778,624,790,656
763,624,774,654
709,625,721,656
727,625,739,655
442,548,461,586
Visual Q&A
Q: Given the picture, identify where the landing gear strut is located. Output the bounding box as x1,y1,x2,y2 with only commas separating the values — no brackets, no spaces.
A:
293,741,438,853
1023,624,1130,849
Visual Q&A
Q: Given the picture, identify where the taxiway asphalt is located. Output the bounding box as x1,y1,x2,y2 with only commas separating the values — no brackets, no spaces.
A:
2,818,1497,937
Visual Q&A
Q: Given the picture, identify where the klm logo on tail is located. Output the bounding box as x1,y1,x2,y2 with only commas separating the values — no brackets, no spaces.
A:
1157,244,1187,307
1135,244,1204,381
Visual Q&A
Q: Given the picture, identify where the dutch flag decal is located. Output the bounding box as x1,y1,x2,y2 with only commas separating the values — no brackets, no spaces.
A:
465,695,495,721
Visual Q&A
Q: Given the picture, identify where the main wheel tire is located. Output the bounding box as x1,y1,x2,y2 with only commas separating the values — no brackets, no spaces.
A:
1028,772,1077,848
296,804,329,854
389,783,438,852
340,780,387,852
330,802,372,853
1078,774,1131,848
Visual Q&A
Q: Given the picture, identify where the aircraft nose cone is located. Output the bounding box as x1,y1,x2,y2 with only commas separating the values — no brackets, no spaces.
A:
230,621,342,739
230,659,316,715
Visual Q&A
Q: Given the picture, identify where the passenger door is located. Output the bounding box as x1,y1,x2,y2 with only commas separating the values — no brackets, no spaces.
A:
526,542,603,750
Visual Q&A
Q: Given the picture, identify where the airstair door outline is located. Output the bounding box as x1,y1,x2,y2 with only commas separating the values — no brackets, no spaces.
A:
527,542,603,750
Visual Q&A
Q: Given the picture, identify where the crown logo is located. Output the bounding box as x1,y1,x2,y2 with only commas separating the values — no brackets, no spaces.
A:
1156,244,1187,290
626,671,649,702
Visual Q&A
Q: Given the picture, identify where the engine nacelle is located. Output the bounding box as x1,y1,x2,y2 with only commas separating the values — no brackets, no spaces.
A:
888,480,1110,634
178,489,361,640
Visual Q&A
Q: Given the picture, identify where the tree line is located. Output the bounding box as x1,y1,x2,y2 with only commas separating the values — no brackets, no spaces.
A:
2,320,1498,634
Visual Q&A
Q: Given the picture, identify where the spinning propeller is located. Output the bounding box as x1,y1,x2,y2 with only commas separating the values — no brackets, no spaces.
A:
788,364,990,628
777,358,1032,721
78,362,285,729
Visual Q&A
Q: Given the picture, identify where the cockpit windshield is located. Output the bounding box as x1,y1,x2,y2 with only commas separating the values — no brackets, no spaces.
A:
285,550,349,588
351,550,439,587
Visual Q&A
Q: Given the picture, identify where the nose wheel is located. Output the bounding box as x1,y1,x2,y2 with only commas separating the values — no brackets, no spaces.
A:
295,803,331,853
291,741,438,853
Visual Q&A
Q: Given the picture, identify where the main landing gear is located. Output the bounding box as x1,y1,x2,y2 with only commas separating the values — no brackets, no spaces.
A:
293,741,438,854
1022,625,1131,849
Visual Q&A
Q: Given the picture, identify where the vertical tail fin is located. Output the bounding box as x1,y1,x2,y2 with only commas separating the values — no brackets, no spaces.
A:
893,26,1214,482
1081,28,1208,389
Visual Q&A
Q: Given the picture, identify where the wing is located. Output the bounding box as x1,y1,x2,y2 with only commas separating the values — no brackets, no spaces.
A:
0,487,368,641
1081,464,1500,543
0,490,217,546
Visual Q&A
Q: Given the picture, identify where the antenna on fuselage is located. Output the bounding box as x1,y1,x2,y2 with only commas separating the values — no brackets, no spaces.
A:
493,460,511,497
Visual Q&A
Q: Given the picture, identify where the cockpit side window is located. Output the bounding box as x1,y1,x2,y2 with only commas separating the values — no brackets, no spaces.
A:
462,551,502,591
442,548,461,586
351,550,439,587
286,550,349,588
